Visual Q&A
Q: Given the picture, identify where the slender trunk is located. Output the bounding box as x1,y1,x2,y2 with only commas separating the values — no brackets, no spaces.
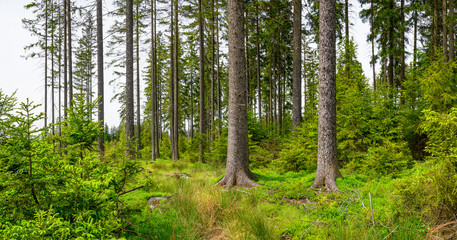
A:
67,0,73,107
450,0,455,60
434,0,438,50
278,60,283,134
51,0,55,136
97,0,105,156
388,0,394,88
256,0,261,122
292,0,302,132
45,0,48,129
345,0,349,79
126,0,135,159
190,70,194,139
400,0,405,104
371,0,376,89
58,4,62,152
210,0,215,143
151,0,157,160
170,0,175,160
444,0,448,60
245,9,250,110
216,0,222,136
172,0,179,161
199,0,206,162
63,0,67,118
136,1,141,158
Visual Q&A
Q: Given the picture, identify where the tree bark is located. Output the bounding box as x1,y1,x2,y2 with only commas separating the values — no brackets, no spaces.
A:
451,0,455,60
45,0,48,130
255,0,261,122
444,0,448,60
371,0,376,90
136,0,142,158
151,0,158,161
67,0,73,107
63,0,67,119
199,0,207,162
434,0,438,50
126,0,135,159
218,0,258,187
97,0,105,156
172,0,179,161
311,0,341,193
400,0,405,104
292,0,302,132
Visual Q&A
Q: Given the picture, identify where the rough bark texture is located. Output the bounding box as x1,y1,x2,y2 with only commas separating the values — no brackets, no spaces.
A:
371,0,376,89
255,0,261,122
45,0,48,129
126,0,135,159
434,0,438,50
400,0,405,103
218,0,258,188
97,0,105,156
199,0,207,162
451,0,455,60
311,0,341,193
64,0,67,118
151,0,158,161
292,0,302,132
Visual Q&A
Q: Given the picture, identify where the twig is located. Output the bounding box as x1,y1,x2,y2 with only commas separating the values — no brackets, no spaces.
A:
351,190,367,209
383,225,399,240
369,192,375,226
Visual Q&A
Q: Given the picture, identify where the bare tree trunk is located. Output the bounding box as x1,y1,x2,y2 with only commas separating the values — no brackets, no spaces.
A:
45,0,48,130
451,0,455,60
151,0,157,161
218,0,258,187
388,0,394,88
434,0,439,50
126,0,135,159
97,0,105,156
345,0,349,79
67,0,73,107
136,1,142,158
370,1,375,87
63,0,67,119
400,0,405,104
292,0,302,132
311,0,341,193
199,0,207,162
51,0,55,136
216,0,222,136
210,0,215,143
444,0,448,60
172,0,179,161
255,0,261,122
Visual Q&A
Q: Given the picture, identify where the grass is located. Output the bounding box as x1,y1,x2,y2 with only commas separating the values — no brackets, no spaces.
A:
117,159,427,239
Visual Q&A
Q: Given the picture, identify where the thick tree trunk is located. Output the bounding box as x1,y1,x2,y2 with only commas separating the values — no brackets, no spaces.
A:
311,0,341,193
292,0,302,132
199,0,207,162
126,0,135,159
97,0,105,156
218,0,258,187
451,0,455,60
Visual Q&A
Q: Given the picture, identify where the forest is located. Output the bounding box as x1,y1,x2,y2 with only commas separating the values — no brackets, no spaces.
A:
1,0,457,239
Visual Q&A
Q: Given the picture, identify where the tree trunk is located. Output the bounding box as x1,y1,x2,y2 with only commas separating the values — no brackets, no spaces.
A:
400,0,405,104
292,0,302,132
388,0,394,88
256,0,261,122
126,0,135,159
172,0,179,161
97,0,105,156
151,0,157,161
63,0,67,119
444,0,448,60
218,0,258,187
67,0,73,107
434,0,438,50
311,0,341,193
136,1,142,158
217,0,222,136
45,0,48,130
51,0,55,136
345,0,349,79
199,0,207,162
450,0,455,60
371,0,376,90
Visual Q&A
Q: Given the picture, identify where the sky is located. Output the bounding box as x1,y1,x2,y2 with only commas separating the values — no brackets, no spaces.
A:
0,0,374,128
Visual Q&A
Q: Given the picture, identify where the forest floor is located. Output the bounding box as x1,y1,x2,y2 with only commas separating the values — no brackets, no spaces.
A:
119,159,427,240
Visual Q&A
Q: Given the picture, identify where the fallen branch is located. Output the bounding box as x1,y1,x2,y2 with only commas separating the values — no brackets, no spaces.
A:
369,192,375,226
118,185,145,197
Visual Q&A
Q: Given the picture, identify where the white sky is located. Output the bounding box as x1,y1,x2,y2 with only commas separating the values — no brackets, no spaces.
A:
1,0,375,128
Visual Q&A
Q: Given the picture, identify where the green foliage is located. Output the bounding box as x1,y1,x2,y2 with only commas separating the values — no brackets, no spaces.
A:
274,117,318,173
